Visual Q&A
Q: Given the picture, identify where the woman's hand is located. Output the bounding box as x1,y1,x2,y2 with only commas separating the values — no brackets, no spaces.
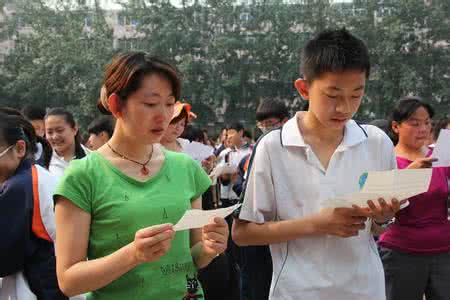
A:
201,217,229,257
407,157,437,169
133,223,175,264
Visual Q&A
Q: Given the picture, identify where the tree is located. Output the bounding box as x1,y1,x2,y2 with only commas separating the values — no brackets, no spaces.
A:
0,0,115,126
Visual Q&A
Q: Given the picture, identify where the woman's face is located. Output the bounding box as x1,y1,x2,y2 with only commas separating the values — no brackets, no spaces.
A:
45,115,78,156
120,74,176,144
393,106,432,149
163,117,186,143
0,140,25,184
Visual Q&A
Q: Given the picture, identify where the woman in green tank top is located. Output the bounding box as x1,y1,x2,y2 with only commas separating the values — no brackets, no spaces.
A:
53,53,229,300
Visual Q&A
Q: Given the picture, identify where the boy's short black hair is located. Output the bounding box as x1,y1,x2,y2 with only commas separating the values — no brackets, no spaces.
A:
300,28,370,82
87,116,114,138
227,123,244,133
181,125,205,143
243,130,253,140
256,99,289,122
22,106,46,121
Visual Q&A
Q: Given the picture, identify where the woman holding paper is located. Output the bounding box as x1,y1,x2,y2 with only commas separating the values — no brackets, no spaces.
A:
53,53,228,300
380,96,450,300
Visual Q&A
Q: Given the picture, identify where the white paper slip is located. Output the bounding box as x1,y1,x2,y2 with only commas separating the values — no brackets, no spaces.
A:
432,129,450,167
174,204,242,231
183,141,215,162
326,168,433,208
209,163,237,185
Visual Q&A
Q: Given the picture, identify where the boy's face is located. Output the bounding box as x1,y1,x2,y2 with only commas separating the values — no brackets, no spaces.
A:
295,70,366,130
87,132,109,150
30,119,45,137
227,129,242,148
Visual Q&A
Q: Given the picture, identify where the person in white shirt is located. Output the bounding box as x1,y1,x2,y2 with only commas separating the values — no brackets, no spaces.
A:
219,123,251,207
45,108,90,177
232,28,404,300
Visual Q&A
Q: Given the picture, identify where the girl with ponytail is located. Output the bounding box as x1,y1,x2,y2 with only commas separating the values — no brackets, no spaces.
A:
45,108,90,177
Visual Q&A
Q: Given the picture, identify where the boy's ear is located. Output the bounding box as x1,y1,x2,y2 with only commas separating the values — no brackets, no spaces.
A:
391,121,400,135
294,78,310,101
99,131,108,141
108,94,123,118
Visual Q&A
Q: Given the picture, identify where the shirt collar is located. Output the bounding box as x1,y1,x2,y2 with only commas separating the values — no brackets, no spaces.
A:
281,112,307,147
281,112,367,149
338,120,368,149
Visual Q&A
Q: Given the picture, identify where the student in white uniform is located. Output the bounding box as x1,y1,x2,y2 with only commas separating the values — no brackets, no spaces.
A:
232,28,404,300
45,108,90,177
219,123,252,207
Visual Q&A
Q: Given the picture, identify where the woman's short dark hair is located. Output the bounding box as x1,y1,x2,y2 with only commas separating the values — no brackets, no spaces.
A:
388,96,435,145
98,52,181,115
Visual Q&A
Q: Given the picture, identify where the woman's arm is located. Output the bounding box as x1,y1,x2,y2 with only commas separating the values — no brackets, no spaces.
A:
189,198,228,269
55,197,174,297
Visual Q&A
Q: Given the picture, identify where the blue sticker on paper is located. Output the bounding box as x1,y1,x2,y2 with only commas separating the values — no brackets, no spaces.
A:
359,172,368,190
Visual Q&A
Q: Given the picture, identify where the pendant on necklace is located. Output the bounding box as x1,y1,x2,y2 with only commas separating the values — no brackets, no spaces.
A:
141,165,149,176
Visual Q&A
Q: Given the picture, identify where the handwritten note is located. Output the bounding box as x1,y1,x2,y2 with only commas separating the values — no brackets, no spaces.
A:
432,129,450,167
326,169,433,208
174,204,241,231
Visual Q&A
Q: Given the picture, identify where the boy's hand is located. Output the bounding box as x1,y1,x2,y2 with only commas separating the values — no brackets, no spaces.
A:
314,208,368,238
352,198,406,224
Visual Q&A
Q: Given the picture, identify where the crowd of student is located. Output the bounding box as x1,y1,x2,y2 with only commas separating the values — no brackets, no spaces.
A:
1,28,449,300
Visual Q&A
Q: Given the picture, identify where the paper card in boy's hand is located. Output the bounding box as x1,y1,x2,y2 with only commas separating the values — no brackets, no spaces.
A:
183,141,215,162
432,129,450,167
174,204,242,231
326,169,433,208
209,164,237,185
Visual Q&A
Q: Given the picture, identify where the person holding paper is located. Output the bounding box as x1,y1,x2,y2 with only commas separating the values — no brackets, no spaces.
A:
380,97,450,300
233,29,402,300
53,53,229,300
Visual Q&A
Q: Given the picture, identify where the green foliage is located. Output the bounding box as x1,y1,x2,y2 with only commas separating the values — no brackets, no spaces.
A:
0,0,448,131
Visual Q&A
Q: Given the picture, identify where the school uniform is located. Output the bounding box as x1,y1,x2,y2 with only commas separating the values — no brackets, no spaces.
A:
239,112,397,300
0,159,66,300
219,144,252,206
49,145,90,177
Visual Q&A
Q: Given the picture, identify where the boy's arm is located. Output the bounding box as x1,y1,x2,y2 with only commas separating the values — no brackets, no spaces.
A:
232,217,316,246
233,207,368,246
232,136,368,246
